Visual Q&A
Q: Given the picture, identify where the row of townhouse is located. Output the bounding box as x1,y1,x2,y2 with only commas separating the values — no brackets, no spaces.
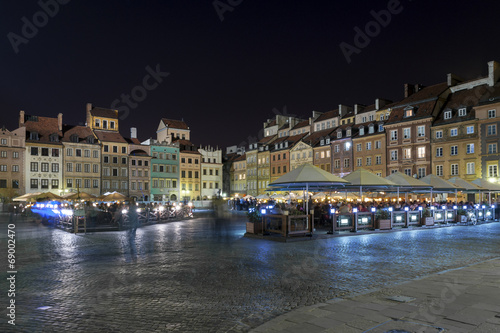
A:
0,104,223,202
225,61,500,196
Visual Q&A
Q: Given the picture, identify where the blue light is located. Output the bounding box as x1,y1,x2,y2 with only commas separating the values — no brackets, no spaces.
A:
418,206,423,211
404,207,409,211
492,205,496,209
388,207,393,212
371,207,376,213
260,209,266,215
453,206,457,210
482,205,486,209
330,208,336,214
352,208,358,213
442,205,446,209
463,205,467,209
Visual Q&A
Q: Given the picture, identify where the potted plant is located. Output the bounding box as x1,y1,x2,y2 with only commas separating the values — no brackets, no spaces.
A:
456,208,467,223
421,208,434,226
375,209,391,230
246,209,263,234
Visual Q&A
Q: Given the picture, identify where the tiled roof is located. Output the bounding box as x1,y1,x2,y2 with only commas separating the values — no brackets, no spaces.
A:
125,137,142,145
258,135,276,144
161,118,189,130
433,85,486,125
174,139,194,146
305,128,336,147
61,125,95,143
314,109,339,122
385,82,449,124
291,120,310,130
23,116,62,144
356,104,375,115
180,150,201,155
264,119,277,128
478,82,500,105
90,107,118,119
234,154,246,162
94,130,127,143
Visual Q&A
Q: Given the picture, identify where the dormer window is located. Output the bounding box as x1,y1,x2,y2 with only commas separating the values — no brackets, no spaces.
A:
320,139,325,146
110,121,115,129
95,119,100,127
30,132,39,140
346,129,351,137
458,108,466,117
404,107,414,118
326,138,330,144
87,136,95,144
380,114,385,121
359,126,365,136
378,124,384,132
444,111,452,119
102,120,108,129
368,124,374,134
49,133,59,142
337,131,342,138
70,134,79,143
285,142,288,147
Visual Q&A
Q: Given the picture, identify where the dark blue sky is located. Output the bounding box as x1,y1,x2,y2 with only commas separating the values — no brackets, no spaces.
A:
2,0,500,148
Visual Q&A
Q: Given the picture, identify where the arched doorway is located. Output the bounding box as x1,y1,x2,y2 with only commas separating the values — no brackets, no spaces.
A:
170,194,177,201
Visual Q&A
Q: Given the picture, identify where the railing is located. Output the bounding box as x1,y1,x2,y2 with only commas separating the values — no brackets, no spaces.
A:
334,214,354,231
391,211,406,227
355,212,374,230
407,211,420,226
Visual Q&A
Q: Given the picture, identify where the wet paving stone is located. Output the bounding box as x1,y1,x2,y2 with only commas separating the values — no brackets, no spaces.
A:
1,214,500,332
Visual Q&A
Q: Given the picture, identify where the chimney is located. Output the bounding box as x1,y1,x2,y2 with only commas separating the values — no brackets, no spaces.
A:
404,83,415,98
354,104,365,115
488,60,500,86
131,127,137,139
447,73,464,87
57,113,63,131
86,103,93,128
19,110,25,127
338,104,352,118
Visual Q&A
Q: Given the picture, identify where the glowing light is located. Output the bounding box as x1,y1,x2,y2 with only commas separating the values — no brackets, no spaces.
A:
122,209,128,214
404,207,409,211
463,205,467,209
352,208,358,213
261,209,267,215
159,206,165,211
441,205,446,209
388,207,393,212
418,206,423,211
371,207,376,213
453,206,457,210
330,208,336,214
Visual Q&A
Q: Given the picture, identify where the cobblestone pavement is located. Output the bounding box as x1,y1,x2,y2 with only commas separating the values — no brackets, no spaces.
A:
1,213,500,332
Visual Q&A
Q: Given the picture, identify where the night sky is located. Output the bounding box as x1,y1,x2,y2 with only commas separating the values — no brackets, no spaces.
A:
2,0,500,149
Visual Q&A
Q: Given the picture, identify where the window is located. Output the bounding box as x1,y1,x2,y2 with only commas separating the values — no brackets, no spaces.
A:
93,180,99,188
122,157,127,164
356,158,362,167
390,150,398,161
12,165,19,172
103,168,110,176
30,162,38,172
403,128,411,139
366,142,372,150
66,148,72,156
450,128,458,136
380,114,384,121
344,142,351,151
41,163,49,172
102,120,108,129
451,164,459,176
103,156,109,164
67,179,73,188
93,150,99,158
466,144,474,154
0,165,6,172
51,149,59,157
334,145,339,153
40,179,49,189
405,109,414,117
343,158,350,168
0,139,6,145
488,109,496,118
458,108,466,116
66,163,73,172
488,164,498,177
436,165,443,176
466,162,475,175
451,146,458,155
366,157,372,166
436,147,443,157
337,132,342,138
0,151,6,158
378,124,384,132
466,126,474,134
375,141,381,149
356,144,362,152
487,125,497,135
95,119,100,127
444,111,452,119
488,143,497,154
76,149,82,157
93,164,99,173
112,168,118,177
30,179,38,189
112,146,118,153
30,132,39,140
404,168,411,176
75,163,82,172
110,121,115,129
104,145,109,152
334,159,340,169
403,148,411,159
13,152,19,159
122,147,127,154
84,164,90,173
417,147,425,158
84,179,90,188
417,167,426,179
417,126,425,137
435,131,443,139
390,130,397,141
375,156,381,165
